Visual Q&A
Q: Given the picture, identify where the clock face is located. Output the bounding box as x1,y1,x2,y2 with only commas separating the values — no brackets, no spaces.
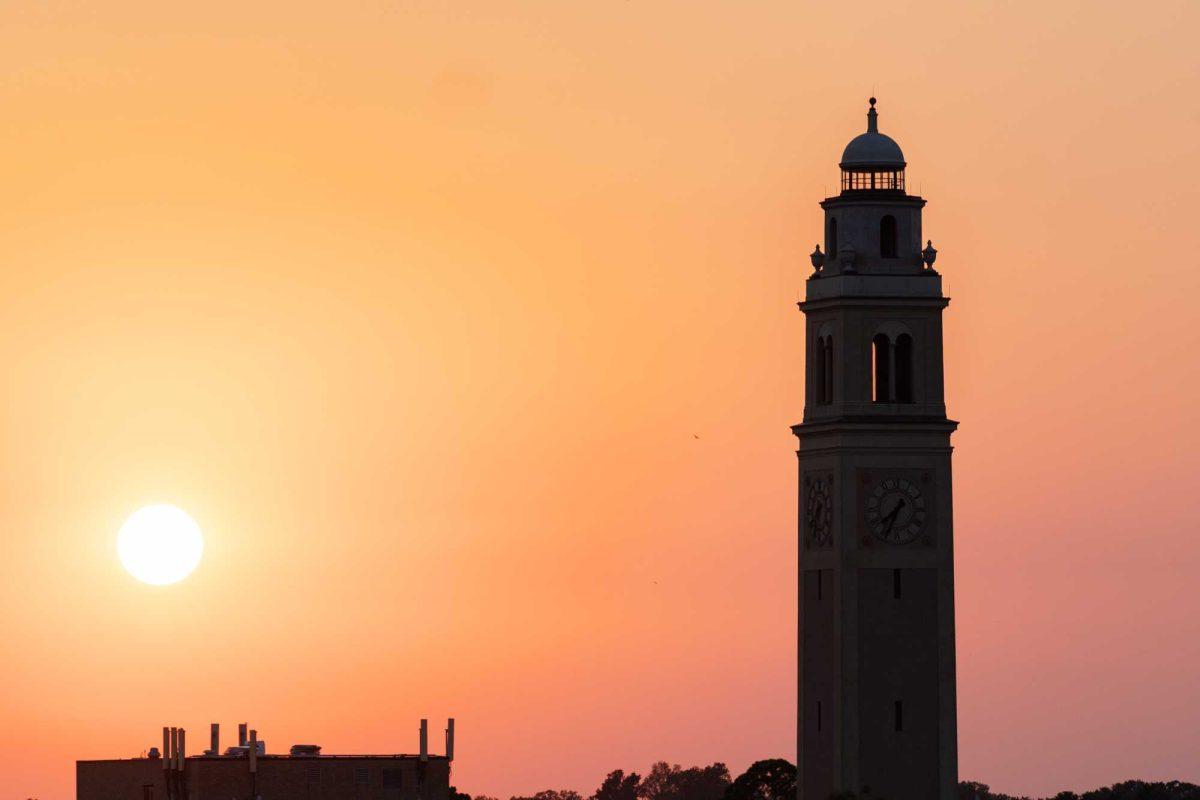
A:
865,477,927,545
805,477,833,548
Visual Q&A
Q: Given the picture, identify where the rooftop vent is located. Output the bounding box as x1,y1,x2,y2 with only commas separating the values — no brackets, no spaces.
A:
223,741,266,757
290,744,322,757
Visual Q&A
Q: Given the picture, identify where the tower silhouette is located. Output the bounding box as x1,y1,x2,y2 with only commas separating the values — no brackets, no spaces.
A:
795,98,958,800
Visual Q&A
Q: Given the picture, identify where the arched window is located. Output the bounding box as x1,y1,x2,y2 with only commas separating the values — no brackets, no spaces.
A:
822,336,833,404
828,217,838,257
872,334,891,402
880,215,897,258
895,333,913,403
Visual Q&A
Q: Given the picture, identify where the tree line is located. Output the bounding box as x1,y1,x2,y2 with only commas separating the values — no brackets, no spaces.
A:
958,780,1200,800
451,760,1200,800
457,759,791,800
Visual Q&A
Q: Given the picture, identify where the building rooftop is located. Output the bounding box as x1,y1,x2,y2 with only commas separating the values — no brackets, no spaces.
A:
79,753,449,763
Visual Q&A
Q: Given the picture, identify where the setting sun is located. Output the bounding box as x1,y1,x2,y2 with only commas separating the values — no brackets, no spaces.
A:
116,504,204,586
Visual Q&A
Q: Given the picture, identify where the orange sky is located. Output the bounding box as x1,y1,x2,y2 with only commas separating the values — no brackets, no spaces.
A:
1,2,1198,799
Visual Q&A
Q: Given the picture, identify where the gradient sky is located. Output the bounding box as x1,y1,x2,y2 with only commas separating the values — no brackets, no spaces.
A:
1,2,1198,799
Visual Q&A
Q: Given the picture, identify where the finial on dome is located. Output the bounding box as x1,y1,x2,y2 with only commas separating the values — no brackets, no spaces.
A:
867,97,878,133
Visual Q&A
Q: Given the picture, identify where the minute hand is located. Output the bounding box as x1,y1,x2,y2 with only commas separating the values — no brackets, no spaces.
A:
881,499,906,534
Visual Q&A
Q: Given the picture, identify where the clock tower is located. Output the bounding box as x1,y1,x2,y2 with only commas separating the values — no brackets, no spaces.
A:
795,99,958,800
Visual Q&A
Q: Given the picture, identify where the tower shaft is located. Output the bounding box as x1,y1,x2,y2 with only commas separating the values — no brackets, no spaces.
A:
796,99,958,800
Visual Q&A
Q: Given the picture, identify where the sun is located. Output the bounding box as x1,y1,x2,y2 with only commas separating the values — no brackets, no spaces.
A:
117,504,204,586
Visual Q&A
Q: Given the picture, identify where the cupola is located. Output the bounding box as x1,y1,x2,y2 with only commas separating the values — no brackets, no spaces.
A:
839,98,906,192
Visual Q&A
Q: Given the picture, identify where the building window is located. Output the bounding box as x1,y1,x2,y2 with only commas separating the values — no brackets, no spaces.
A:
817,700,823,732
823,337,833,403
307,764,321,783
828,217,838,256
895,334,913,403
893,568,902,599
815,336,834,405
143,786,154,800
814,336,827,405
880,215,897,258
816,570,823,601
897,335,912,402
894,700,904,732
356,766,370,785
873,332,913,403
872,334,891,402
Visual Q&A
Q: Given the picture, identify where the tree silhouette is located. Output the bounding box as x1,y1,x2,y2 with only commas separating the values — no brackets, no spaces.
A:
639,762,731,800
592,770,642,800
725,759,796,800
470,763,1199,800
956,779,1200,800
511,790,584,800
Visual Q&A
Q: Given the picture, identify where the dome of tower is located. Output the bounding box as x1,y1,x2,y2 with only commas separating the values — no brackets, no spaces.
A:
839,98,906,169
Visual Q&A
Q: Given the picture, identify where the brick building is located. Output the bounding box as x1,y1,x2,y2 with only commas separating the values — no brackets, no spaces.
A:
77,719,454,800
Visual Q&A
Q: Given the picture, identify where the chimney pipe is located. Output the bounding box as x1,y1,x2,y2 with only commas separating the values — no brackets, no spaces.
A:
177,728,186,771
162,727,171,771
445,718,455,762
210,723,219,755
238,723,248,747
249,729,258,774
419,719,428,762
169,728,178,770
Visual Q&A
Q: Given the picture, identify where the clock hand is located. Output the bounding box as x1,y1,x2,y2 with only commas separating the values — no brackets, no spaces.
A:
881,499,907,536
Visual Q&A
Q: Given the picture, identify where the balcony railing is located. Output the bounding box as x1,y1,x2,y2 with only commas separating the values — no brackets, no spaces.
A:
841,169,905,192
